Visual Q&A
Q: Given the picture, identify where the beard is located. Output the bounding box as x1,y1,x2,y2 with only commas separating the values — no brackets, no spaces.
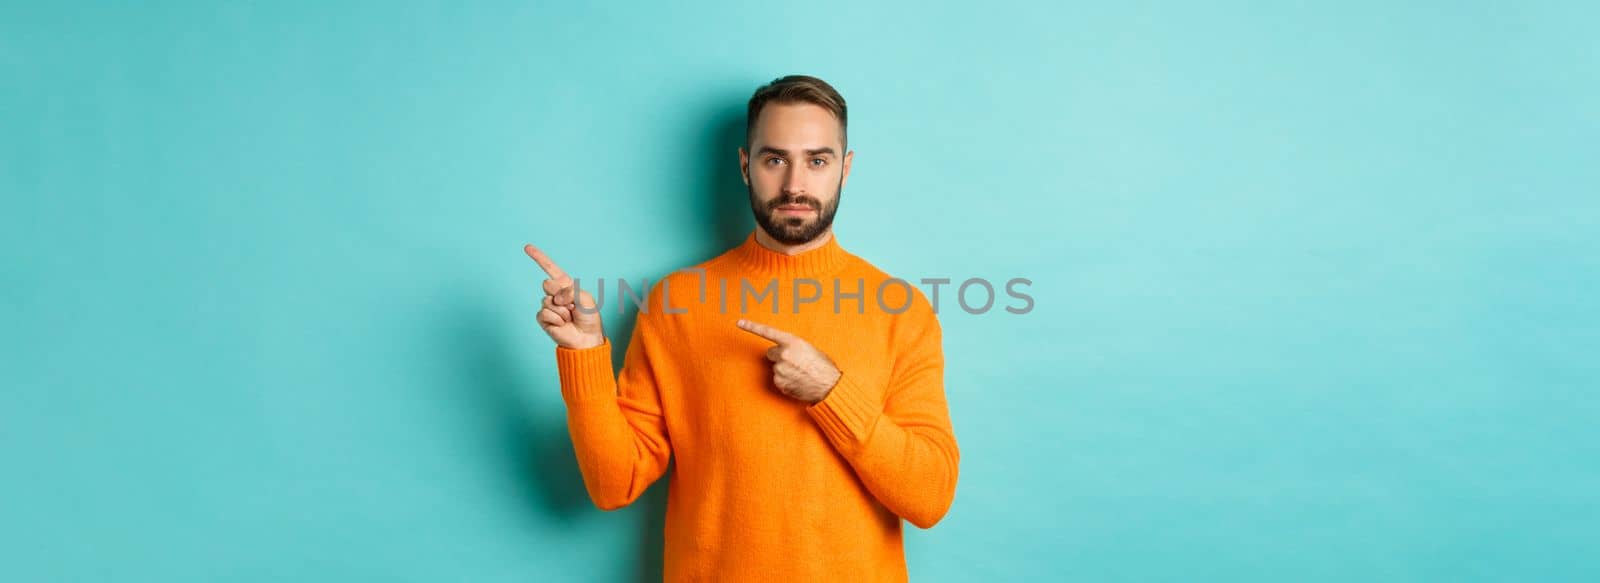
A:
747,178,842,246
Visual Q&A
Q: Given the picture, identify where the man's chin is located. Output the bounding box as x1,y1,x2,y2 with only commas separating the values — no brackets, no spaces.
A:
765,221,822,245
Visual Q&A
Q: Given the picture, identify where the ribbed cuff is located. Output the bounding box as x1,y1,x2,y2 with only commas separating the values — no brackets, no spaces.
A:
555,338,617,404
806,370,881,452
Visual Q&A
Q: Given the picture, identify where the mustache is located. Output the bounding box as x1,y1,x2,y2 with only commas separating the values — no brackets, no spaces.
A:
766,195,821,212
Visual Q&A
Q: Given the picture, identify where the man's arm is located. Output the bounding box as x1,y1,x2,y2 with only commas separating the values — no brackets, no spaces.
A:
554,305,673,511
804,309,960,529
526,243,672,511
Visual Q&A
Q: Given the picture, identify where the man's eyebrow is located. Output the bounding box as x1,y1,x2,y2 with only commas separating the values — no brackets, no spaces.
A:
756,146,837,157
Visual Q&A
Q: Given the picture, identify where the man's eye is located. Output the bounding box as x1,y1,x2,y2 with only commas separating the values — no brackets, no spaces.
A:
810,158,827,166
766,158,784,166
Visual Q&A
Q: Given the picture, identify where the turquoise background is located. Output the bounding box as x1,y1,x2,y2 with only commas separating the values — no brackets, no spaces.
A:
4,1,1597,581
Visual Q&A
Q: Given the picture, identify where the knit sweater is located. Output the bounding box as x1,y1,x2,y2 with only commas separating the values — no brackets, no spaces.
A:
554,229,960,582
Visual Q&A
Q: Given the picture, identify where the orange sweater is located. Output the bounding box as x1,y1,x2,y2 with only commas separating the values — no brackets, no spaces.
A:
554,229,960,581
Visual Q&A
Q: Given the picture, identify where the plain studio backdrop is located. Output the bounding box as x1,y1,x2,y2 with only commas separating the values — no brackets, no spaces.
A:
3,2,1596,581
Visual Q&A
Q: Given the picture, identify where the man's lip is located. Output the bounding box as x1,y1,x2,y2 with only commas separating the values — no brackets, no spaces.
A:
777,206,814,211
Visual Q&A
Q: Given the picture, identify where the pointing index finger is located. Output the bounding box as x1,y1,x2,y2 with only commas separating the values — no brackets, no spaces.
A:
523,244,568,280
736,319,797,345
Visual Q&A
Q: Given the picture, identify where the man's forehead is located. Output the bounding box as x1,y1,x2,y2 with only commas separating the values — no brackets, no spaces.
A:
752,103,844,150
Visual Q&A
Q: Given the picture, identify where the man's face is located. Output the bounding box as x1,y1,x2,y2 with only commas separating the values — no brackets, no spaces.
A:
740,102,853,245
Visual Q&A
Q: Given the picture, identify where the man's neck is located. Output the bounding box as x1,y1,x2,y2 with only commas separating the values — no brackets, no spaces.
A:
754,227,834,256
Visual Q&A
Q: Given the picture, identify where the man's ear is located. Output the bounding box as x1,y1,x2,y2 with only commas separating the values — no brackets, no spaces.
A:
841,149,854,189
738,147,749,186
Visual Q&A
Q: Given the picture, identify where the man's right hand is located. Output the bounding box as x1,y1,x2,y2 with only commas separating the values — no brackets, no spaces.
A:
525,243,605,350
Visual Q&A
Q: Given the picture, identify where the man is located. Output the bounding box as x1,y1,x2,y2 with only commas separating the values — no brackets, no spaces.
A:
524,75,959,581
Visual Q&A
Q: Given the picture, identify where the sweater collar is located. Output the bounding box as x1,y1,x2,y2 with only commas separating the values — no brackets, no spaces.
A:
728,228,851,279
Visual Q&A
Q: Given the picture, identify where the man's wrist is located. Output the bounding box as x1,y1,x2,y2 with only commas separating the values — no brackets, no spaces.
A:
808,370,844,405
561,335,607,351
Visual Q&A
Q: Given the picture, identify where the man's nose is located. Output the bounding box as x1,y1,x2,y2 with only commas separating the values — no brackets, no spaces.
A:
781,166,805,195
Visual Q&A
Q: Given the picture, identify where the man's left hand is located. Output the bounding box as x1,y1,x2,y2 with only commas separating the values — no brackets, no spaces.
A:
736,319,842,404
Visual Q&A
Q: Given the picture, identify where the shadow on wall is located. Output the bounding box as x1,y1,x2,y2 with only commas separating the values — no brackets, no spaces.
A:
451,92,754,582
691,97,758,263
445,298,666,582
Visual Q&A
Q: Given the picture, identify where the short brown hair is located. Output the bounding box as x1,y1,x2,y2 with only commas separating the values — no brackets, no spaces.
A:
745,75,848,150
